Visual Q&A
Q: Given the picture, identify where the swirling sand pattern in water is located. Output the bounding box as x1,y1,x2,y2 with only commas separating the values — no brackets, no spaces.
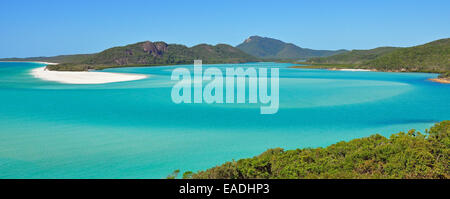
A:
0,62,448,178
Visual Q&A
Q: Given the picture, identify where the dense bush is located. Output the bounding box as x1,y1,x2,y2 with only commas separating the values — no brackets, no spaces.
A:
186,121,449,179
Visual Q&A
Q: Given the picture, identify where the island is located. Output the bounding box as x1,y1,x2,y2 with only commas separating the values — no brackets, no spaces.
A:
2,37,448,83
292,38,450,83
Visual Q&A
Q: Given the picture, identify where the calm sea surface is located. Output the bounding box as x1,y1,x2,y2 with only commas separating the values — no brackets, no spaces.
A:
0,62,449,178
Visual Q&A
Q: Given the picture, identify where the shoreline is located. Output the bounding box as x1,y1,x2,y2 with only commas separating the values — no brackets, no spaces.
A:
429,78,450,84
291,65,450,85
289,65,376,72
327,68,375,72
31,67,148,84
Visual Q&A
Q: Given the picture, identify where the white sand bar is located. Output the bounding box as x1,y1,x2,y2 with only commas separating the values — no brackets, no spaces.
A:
31,67,148,84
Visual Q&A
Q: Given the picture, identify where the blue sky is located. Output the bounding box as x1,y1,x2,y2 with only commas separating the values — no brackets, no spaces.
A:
0,0,449,58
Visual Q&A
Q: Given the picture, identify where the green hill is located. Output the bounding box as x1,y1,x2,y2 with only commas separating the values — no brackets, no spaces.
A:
5,41,259,71
183,121,450,179
304,38,450,77
362,38,450,73
308,47,399,65
236,36,347,60
49,41,259,71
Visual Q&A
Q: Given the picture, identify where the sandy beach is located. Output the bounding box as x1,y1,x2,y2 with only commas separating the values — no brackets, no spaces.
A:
31,67,148,84
429,78,450,84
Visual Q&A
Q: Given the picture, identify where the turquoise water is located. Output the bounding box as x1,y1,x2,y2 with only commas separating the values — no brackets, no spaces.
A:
0,62,449,179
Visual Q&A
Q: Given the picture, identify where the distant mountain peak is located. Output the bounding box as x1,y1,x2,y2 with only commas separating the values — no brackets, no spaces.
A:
237,36,347,59
244,36,261,43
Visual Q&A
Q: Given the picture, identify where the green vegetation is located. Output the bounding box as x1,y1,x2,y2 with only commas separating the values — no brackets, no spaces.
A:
47,41,259,71
438,71,450,79
302,38,450,77
184,121,450,179
236,36,347,59
3,37,448,77
6,41,259,71
167,170,181,179
308,47,399,65
362,38,450,73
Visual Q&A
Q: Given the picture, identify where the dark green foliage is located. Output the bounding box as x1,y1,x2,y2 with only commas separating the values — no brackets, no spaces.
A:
236,36,347,59
46,41,259,71
167,169,180,179
305,38,450,76
362,38,450,73
308,47,399,64
182,171,194,179
438,71,450,78
186,121,450,179
45,64,91,71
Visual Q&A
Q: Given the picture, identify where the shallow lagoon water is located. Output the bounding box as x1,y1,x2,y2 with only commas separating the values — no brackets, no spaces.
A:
0,62,449,178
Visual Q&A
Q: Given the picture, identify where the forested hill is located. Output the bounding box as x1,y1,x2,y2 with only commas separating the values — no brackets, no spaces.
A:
1,41,260,71
183,121,450,179
362,38,450,73
50,41,260,71
307,47,400,65
236,36,347,60
305,38,450,77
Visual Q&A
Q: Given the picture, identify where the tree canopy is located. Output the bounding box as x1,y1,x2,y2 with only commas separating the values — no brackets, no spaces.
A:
186,121,449,179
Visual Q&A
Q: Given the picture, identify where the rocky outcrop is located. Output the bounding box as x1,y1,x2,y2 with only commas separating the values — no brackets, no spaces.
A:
141,41,168,57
